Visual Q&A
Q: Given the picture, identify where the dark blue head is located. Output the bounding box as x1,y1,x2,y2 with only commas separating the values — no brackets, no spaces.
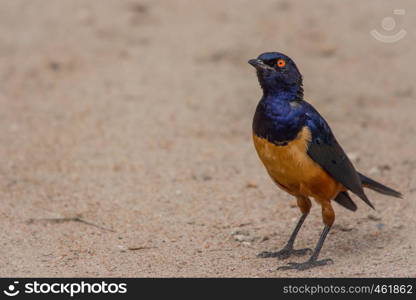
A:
249,52,303,100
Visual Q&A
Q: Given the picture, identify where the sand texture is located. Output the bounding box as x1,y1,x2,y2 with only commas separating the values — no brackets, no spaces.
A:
0,0,415,277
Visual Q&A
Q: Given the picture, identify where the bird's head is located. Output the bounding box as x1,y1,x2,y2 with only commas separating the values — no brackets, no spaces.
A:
249,52,303,100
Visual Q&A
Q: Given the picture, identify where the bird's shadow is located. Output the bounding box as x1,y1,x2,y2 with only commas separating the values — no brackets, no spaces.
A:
327,220,401,260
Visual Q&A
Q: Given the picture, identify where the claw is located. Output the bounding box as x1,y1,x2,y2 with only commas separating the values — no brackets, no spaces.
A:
257,247,312,260
291,248,312,256
278,258,333,271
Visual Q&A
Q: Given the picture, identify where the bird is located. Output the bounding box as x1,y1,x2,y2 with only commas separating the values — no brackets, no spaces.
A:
248,52,402,270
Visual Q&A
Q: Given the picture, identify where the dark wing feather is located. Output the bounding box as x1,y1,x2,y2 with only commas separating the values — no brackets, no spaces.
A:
303,104,374,209
307,134,374,209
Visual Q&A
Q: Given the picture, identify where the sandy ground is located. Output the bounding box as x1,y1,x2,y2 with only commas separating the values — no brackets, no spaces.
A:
0,0,415,277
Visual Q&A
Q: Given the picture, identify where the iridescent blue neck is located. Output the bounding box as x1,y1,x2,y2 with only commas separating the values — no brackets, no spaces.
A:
257,72,304,101
262,82,303,101
253,96,307,143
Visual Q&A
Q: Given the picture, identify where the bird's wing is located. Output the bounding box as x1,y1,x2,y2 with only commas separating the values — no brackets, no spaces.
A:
304,104,374,209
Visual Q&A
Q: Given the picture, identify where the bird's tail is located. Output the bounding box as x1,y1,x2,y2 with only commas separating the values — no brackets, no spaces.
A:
334,191,357,211
358,172,402,198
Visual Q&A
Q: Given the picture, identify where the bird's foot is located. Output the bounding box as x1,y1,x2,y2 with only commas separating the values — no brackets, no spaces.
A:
257,246,312,260
277,258,333,271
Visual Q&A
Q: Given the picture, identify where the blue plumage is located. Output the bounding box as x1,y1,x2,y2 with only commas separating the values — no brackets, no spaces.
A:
248,51,401,270
252,94,332,145
251,52,374,207
251,52,331,145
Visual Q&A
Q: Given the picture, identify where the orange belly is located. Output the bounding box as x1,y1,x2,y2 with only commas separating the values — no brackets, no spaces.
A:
253,126,343,202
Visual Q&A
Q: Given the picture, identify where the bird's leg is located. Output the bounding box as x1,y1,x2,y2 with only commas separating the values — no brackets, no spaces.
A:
277,225,333,270
258,213,312,259
258,196,312,259
278,202,334,270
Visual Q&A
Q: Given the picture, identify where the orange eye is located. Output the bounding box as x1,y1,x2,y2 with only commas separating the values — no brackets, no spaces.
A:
277,59,286,68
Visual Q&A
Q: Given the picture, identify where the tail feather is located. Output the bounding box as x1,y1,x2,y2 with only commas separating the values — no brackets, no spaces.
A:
334,191,357,211
358,172,402,198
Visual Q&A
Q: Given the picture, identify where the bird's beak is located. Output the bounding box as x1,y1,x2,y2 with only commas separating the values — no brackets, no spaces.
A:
248,59,268,70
